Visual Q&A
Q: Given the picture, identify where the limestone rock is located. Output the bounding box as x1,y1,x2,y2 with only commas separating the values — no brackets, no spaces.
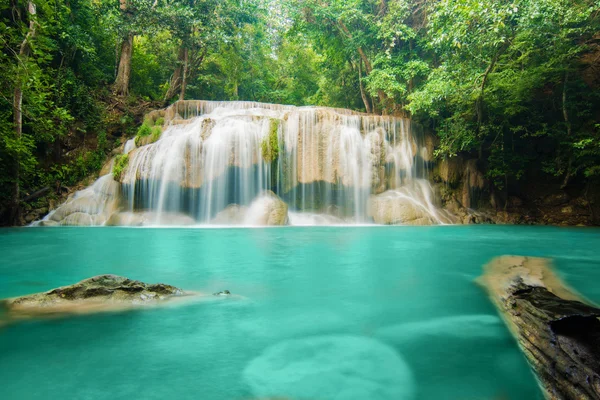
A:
105,211,196,226
42,175,120,226
368,189,436,225
244,191,289,226
1,275,187,321
421,132,437,162
100,159,113,176
542,192,570,206
243,335,415,400
211,204,248,225
437,157,463,185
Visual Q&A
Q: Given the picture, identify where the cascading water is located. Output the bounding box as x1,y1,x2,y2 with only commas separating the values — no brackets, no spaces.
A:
38,100,453,226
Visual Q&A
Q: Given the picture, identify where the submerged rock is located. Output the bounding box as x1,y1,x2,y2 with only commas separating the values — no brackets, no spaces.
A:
1,275,189,321
479,256,600,400
243,335,415,400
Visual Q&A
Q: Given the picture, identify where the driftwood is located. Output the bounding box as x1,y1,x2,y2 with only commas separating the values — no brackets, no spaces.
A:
479,256,600,399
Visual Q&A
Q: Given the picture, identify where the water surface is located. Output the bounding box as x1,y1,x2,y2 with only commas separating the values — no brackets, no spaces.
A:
1,226,599,399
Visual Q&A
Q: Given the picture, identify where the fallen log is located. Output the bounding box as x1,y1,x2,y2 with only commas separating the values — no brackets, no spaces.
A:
21,186,50,202
478,256,600,400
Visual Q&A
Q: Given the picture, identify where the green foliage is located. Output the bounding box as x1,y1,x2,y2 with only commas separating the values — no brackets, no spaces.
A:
2,0,600,223
134,122,162,146
150,126,162,143
261,119,281,163
112,154,129,181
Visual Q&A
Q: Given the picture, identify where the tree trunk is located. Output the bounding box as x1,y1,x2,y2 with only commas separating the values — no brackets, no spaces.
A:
561,71,572,189
179,47,189,101
337,20,387,113
163,46,186,104
10,1,37,225
114,34,133,96
480,256,600,400
114,0,132,96
358,60,372,113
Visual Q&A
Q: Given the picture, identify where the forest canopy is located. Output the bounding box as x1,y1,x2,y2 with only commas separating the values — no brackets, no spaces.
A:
1,0,600,224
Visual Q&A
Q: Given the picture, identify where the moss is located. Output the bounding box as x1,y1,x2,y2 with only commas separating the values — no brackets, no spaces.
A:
261,118,281,163
135,122,162,146
150,126,162,143
154,117,164,126
112,154,129,181
135,123,152,146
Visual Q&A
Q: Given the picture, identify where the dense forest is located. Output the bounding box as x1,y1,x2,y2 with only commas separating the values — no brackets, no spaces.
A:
1,0,600,225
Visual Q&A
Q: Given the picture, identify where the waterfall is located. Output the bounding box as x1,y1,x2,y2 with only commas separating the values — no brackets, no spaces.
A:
39,100,452,226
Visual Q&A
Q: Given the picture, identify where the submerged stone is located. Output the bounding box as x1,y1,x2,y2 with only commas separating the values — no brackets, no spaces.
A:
243,335,415,400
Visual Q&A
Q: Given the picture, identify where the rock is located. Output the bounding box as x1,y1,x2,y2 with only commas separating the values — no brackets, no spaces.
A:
507,196,524,208
59,212,101,226
24,214,35,223
46,175,120,226
461,159,486,208
99,158,113,176
105,211,196,226
421,132,437,162
542,192,570,206
244,191,289,226
50,197,101,222
561,206,573,214
38,220,58,227
478,256,600,400
368,189,436,225
437,157,463,186
1,275,189,322
213,290,231,296
210,204,248,225
243,335,415,400
572,197,590,208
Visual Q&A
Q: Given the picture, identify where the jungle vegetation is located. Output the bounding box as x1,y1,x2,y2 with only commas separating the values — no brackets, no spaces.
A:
1,0,599,224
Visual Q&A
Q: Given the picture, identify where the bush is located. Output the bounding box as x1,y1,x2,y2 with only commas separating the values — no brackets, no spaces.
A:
112,154,129,181
135,123,152,146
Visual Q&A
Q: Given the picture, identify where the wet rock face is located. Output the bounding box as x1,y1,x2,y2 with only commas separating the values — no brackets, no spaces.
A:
5,275,184,313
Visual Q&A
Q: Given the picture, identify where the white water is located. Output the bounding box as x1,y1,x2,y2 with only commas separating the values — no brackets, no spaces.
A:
41,101,449,226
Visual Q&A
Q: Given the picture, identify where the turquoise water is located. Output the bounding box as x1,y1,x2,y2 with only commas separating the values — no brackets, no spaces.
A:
0,226,599,400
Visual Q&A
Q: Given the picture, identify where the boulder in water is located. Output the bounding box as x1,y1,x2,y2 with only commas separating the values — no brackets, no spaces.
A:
368,189,436,225
243,335,415,400
210,204,248,225
244,191,289,226
1,275,190,322
105,211,197,226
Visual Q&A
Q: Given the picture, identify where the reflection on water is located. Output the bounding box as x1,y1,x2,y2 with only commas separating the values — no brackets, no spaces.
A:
0,225,599,399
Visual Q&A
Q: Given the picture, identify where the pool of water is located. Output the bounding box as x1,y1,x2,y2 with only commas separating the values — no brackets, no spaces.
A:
0,226,599,400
